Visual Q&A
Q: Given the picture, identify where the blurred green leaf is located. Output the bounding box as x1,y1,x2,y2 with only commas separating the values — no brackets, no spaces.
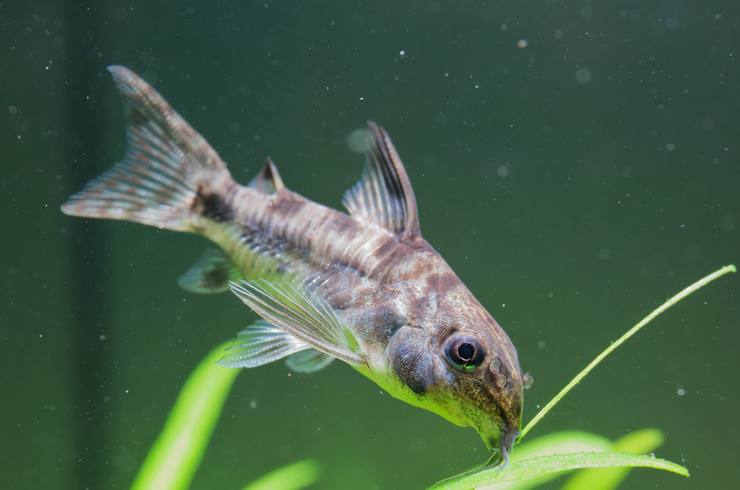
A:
430,451,688,490
131,342,239,490
560,429,665,490
512,431,611,461
242,459,321,490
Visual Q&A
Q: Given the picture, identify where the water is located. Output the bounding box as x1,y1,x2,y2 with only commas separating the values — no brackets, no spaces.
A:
2,1,739,488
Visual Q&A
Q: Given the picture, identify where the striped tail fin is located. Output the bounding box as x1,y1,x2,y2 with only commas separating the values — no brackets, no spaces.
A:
61,66,233,231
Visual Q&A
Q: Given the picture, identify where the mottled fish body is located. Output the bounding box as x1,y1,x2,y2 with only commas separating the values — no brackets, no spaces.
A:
62,66,527,461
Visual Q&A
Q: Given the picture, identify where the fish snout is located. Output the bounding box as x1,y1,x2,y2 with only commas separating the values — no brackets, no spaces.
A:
481,354,524,461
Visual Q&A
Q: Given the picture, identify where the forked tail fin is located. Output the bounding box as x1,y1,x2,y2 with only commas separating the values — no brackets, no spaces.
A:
61,66,233,231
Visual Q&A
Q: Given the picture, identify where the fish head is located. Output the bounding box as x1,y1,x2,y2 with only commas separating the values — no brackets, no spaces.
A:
386,294,524,460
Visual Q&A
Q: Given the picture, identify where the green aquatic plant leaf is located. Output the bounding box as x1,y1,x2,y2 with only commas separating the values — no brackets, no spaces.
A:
560,429,665,490
520,264,736,439
430,451,688,490
242,459,321,490
433,264,734,489
131,342,240,490
495,431,612,490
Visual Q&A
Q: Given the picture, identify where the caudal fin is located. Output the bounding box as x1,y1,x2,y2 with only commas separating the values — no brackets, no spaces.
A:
61,66,233,231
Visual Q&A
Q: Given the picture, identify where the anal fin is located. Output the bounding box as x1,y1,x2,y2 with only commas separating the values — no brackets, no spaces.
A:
178,248,241,294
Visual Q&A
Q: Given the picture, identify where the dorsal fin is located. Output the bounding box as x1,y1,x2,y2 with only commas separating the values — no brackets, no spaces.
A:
248,157,285,194
342,122,421,239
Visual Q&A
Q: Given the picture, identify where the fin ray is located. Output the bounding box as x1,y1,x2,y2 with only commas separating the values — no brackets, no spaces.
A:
219,320,310,368
286,349,335,373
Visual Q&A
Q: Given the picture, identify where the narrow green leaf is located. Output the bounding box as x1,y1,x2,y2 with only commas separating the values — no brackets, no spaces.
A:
242,459,321,490
131,342,239,490
432,432,611,490
430,452,688,490
520,264,736,440
497,431,613,490
560,429,665,490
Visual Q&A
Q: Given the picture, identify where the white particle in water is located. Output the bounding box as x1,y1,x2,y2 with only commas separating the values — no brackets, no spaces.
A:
497,165,510,178
677,387,686,396
666,142,676,151
399,49,406,58
8,105,18,114
249,399,257,409
517,39,528,49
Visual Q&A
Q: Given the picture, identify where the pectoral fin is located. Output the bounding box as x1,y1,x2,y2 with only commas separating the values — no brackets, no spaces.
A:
229,278,363,366
219,320,310,368
178,248,241,294
286,349,335,373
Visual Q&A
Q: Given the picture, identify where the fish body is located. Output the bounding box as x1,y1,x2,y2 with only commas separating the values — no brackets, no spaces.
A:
62,66,526,460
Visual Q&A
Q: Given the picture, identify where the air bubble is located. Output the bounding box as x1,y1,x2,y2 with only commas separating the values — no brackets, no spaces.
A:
346,128,374,154
575,67,592,84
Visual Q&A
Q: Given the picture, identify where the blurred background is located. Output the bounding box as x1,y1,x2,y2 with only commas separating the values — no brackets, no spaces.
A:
1,1,738,488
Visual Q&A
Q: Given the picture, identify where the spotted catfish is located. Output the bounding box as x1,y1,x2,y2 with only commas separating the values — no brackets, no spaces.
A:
62,66,528,462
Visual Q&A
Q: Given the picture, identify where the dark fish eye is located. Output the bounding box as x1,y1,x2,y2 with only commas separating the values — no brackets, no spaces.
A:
444,335,485,372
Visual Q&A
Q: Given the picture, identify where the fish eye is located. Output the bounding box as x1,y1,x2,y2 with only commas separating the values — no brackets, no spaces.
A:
444,335,485,372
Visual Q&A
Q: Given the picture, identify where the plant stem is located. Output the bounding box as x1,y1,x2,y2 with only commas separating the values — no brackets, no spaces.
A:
519,264,736,440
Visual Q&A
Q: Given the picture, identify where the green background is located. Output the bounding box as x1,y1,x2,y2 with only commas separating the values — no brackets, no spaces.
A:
1,1,738,488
